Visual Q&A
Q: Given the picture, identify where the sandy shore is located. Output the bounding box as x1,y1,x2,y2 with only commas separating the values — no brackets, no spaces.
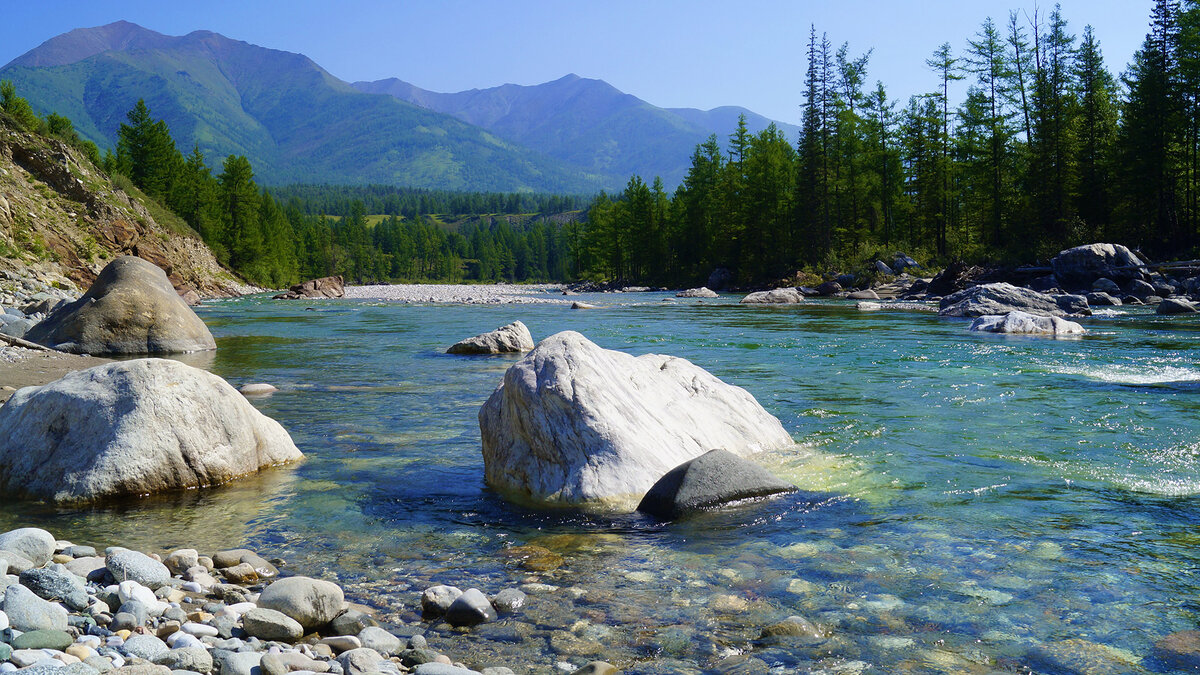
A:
0,345,110,403
344,283,571,305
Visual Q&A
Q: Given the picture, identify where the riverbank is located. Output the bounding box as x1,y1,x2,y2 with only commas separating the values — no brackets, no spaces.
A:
0,345,109,403
344,284,569,305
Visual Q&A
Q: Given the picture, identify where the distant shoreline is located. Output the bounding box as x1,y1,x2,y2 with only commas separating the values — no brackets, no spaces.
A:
343,283,572,305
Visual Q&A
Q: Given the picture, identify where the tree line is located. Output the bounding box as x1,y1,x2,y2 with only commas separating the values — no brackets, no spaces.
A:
578,1,1200,287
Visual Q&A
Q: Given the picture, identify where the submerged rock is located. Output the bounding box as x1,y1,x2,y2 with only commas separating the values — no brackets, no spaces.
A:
969,311,1085,336
479,331,794,510
637,448,796,519
740,288,805,304
1157,298,1198,315
939,283,1085,318
447,321,535,355
0,358,302,502
24,256,216,354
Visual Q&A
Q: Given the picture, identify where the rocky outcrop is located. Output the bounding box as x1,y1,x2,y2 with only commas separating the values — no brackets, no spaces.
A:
0,117,249,298
968,311,1085,336
741,288,805,304
637,449,796,519
939,283,1086,318
447,321,535,354
478,331,794,511
0,358,302,502
24,256,216,354
273,276,344,300
676,287,718,298
1051,243,1146,290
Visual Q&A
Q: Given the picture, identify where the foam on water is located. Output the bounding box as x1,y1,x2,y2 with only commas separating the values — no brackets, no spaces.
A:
1047,362,1200,384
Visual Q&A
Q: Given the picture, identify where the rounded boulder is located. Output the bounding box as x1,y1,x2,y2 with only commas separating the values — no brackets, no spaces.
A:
257,576,345,631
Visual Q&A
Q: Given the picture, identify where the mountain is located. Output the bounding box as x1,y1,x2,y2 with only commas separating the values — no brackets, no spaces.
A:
0,22,606,192
354,74,801,188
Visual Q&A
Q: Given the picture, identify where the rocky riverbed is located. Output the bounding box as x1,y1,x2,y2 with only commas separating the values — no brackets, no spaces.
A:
0,526,617,675
343,285,569,305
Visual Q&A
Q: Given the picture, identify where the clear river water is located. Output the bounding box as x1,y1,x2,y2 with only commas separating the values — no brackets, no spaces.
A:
5,290,1200,674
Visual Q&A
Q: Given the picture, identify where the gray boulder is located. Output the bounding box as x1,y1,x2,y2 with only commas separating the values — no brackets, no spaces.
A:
107,549,171,589
847,289,880,300
24,256,216,355
938,283,1081,318
637,448,796,519
740,288,804,304
257,576,344,631
0,529,55,567
1051,243,1146,290
156,646,213,673
0,358,303,503
241,607,304,642
874,260,895,275
337,648,393,675
1158,298,1199,315
357,626,402,655
1128,278,1156,299
479,331,795,510
675,287,718,298
212,649,262,675
968,311,1085,336
273,275,344,300
421,585,463,616
3,584,68,631
815,281,842,296
122,634,169,662
445,588,497,627
19,565,90,610
447,321,535,355
1086,292,1121,306
1092,278,1121,294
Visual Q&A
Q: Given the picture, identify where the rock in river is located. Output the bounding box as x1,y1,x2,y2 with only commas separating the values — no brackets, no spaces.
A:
638,448,796,519
676,287,719,298
24,255,216,354
968,310,1085,336
1051,243,1146,290
447,321,535,355
939,282,1085,318
0,528,55,567
479,331,795,510
257,576,345,631
0,358,302,502
1157,298,1198,315
273,275,345,300
740,288,805,304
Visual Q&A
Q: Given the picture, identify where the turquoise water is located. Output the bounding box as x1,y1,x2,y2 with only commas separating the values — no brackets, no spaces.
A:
7,292,1200,673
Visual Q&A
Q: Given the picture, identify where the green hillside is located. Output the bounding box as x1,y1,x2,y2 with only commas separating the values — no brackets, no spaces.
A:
0,23,610,192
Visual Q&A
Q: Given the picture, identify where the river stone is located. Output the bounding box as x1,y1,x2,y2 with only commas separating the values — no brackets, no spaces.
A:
1128,278,1156,299
0,358,303,502
164,550,198,576
968,311,1086,336
415,665,482,675
421,585,462,616
238,383,278,397
273,275,344,300
569,664,619,675
107,550,171,589
20,565,90,610
1051,243,1146,290
0,549,35,574
1086,292,1121,306
212,549,258,569
241,607,303,642
0,529,56,567
123,634,169,662
491,588,526,613
257,576,344,631
1026,638,1137,675
676,287,718,298
1092,277,1122,294
447,321,535,355
24,256,216,354
847,289,880,300
212,649,262,675
445,588,496,627
740,288,804,304
3,583,68,631
939,283,1079,318
357,626,402,655
329,608,377,635
11,628,73,650
1157,297,1198,315
260,652,330,675
337,647,389,675
155,646,213,673
638,448,797,519
1154,630,1200,670
479,331,795,510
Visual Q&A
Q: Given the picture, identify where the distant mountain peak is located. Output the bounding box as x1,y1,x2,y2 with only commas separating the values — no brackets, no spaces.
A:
4,20,170,69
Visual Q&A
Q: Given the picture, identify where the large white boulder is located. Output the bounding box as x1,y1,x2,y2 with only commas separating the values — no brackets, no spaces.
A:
479,331,794,511
939,282,1086,318
1051,243,1145,290
0,358,302,502
741,288,805,304
969,311,1085,336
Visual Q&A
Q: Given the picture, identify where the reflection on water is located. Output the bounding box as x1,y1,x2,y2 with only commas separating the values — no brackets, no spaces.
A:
5,295,1200,673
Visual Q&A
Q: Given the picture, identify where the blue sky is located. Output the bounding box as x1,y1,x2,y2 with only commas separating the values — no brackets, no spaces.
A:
1,0,1155,123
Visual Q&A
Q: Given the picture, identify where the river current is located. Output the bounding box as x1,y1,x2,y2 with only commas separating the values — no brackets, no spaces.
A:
6,291,1200,674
